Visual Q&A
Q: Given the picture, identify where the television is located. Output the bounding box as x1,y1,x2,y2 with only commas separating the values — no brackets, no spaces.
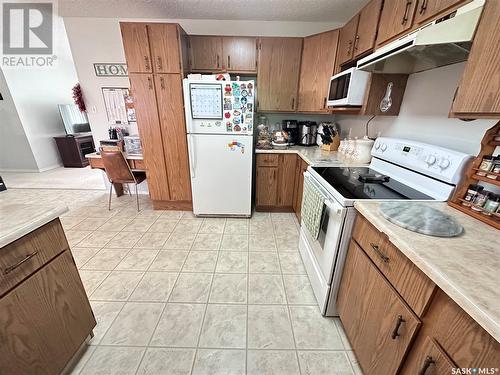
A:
58,104,91,135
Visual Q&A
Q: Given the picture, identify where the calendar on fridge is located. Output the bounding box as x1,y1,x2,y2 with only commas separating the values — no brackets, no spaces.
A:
189,83,223,119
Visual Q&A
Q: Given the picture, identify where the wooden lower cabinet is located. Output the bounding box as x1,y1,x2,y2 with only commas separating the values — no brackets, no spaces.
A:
0,251,96,375
293,158,309,221
337,240,421,374
401,336,456,375
255,166,279,207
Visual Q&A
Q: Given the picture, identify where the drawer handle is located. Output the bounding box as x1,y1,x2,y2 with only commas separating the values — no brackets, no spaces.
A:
4,251,39,275
370,243,390,263
402,1,412,24
391,315,406,339
418,356,435,375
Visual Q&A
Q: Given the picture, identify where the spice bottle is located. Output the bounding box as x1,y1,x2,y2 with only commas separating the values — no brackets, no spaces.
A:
486,156,500,180
482,194,500,215
477,155,494,176
462,184,484,207
472,190,491,211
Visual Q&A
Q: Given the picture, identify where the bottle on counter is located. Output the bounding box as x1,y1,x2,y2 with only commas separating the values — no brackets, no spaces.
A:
482,194,500,215
462,184,484,207
477,155,494,176
472,190,491,211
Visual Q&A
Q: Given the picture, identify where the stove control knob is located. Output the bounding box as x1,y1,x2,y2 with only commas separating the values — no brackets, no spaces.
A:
374,142,380,150
425,155,437,166
381,143,388,152
438,158,451,170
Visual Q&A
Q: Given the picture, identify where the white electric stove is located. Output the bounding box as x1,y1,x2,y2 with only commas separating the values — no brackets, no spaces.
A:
299,137,473,316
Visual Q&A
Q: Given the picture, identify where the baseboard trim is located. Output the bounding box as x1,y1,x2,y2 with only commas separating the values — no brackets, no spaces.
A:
153,200,193,211
255,205,295,212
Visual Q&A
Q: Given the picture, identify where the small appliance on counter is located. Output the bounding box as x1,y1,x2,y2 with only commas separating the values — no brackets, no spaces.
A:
298,121,318,146
282,120,299,145
271,130,291,149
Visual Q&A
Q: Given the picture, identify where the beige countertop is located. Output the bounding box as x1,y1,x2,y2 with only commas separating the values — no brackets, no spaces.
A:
86,152,143,160
255,146,368,167
0,200,68,248
354,201,500,342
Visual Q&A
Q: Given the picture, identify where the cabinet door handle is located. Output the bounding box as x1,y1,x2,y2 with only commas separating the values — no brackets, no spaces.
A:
291,98,295,110
160,76,165,90
323,97,327,109
391,315,406,339
402,1,412,24
419,0,428,14
370,242,390,262
4,251,38,275
156,56,162,71
217,55,220,68
144,56,150,71
354,35,360,51
227,55,231,68
418,356,435,375
147,77,153,90
347,40,353,55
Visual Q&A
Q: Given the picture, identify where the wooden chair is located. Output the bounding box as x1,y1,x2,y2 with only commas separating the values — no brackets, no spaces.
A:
99,148,146,211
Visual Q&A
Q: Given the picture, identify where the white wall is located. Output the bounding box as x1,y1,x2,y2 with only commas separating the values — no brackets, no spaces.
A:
2,16,79,171
0,68,39,172
336,63,496,155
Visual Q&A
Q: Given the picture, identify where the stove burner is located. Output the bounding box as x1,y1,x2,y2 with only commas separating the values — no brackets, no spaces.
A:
358,173,390,183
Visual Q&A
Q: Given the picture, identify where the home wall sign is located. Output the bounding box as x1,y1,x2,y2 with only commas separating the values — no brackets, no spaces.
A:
94,63,128,77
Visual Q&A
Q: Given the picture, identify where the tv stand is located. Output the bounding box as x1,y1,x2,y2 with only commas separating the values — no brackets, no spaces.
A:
54,134,95,168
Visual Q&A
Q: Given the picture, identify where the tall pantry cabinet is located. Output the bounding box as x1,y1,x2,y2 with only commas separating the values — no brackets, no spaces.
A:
120,22,192,209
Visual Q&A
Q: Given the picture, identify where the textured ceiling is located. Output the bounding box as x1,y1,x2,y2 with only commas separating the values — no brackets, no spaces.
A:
59,0,368,23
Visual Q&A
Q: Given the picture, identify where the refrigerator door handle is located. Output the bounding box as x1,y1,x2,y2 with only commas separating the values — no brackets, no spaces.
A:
188,135,196,179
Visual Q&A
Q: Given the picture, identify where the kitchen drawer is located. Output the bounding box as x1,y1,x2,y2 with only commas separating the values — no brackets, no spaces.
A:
256,154,279,167
401,336,456,375
133,159,146,170
88,157,104,169
0,219,68,297
352,214,435,316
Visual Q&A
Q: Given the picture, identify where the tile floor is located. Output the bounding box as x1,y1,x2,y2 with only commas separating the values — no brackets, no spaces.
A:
3,188,363,375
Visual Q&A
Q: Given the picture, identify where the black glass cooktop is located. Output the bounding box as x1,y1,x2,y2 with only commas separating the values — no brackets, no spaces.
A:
312,167,434,200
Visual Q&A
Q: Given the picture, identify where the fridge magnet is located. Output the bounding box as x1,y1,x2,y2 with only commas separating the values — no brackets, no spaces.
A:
241,89,248,97
233,103,241,109
228,141,245,154
225,84,232,96
224,112,231,119
240,83,246,89
233,109,241,116
224,102,232,110
233,117,241,125
241,106,247,113
215,121,222,127
234,125,241,132
232,82,239,89
241,97,248,105
247,103,253,111
243,126,247,131
233,89,241,97
234,97,240,104
226,122,232,131
247,82,253,89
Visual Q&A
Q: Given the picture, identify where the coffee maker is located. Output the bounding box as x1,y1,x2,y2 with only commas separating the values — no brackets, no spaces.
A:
282,120,299,145
298,121,318,146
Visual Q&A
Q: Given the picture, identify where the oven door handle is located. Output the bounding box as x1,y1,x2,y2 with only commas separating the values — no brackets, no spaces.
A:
324,199,344,216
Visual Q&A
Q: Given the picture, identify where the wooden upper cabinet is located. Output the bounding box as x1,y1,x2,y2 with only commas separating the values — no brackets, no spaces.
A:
148,24,181,73
129,73,170,201
354,0,383,57
257,37,303,112
189,36,223,71
450,0,500,118
376,0,418,46
298,30,339,112
222,37,257,73
154,74,192,201
337,15,359,66
120,23,152,73
337,241,421,374
414,0,468,25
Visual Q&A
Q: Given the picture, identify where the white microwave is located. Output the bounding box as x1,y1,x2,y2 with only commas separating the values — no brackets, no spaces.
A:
327,67,370,107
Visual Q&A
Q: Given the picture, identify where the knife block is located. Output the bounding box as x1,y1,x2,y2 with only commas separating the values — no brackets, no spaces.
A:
321,134,340,152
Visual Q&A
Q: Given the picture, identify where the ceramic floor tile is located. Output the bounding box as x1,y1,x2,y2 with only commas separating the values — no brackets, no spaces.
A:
78,270,110,295
129,272,178,302
72,217,109,231
182,251,218,272
173,219,203,233
134,232,170,249
209,273,247,304
136,348,195,375
279,252,306,274
150,303,205,347
347,351,363,375
163,232,197,250
192,233,222,250
169,272,213,303
149,251,188,272
77,231,117,248
249,252,281,273
336,319,353,350
199,218,226,234
289,306,344,349
90,271,144,301
80,346,145,375
298,351,354,375
199,304,247,348
216,252,248,273
249,221,274,235
159,210,184,219
65,230,92,247
220,234,249,251
271,213,295,222
96,217,134,232
81,248,129,271
88,301,125,345
283,275,317,305
247,350,300,375
181,211,200,220
115,249,159,271
107,231,144,248
101,302,164,346
69,345,95,375
250,211,271,221
248,234,277,251
247,305,295,349
248,274,286,304
224,219,249,235
273,222,299,236
60,216,85,230
147,218,178,233
192,349,245,375
275,235,300,251
136,209,163,219
71,247,101,268
122,218,156,232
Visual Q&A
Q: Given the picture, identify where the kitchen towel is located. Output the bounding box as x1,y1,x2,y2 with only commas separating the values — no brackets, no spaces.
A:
301,175,326,239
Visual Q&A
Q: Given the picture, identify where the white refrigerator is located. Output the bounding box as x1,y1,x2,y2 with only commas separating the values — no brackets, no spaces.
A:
183,79,254,217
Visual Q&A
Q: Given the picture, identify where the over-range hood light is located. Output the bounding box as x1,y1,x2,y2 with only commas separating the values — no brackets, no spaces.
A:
357,0,485,74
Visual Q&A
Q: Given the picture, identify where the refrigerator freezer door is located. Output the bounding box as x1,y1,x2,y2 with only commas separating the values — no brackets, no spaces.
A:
188,134,253,216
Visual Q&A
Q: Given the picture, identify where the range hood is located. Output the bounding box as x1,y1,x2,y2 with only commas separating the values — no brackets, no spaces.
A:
357,0,485,74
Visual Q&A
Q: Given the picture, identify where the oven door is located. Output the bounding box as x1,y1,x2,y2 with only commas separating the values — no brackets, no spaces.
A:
303,197,347,283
